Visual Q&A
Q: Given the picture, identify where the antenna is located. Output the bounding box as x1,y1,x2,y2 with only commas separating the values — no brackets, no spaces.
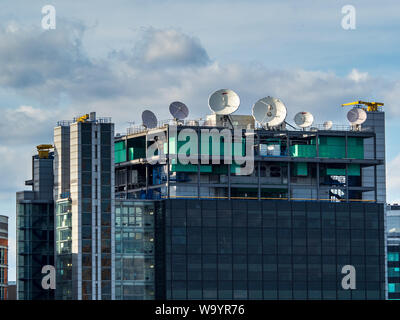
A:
142,110,158,129
294,112,314,129
169,101,189,120
347,107,367,125
252,97,287,128
208,89,240,115
323,121,333,130
347,107,367,131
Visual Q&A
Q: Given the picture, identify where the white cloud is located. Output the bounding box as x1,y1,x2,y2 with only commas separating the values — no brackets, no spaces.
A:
135,28,210,67
348,68,369,83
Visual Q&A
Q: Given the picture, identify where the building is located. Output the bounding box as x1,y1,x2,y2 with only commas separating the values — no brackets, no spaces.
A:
16,147,54,300
54,112,115,300
7,281,17,300
16,99,388,300
112,106,387,299
0,215,8,300
387,204,400,299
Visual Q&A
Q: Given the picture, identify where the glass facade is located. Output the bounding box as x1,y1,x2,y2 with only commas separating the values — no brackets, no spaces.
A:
55,199,72,300
387,247,400,299
115,200,163,300
16,202,54,300
0,215,7,300
387,205,400,300
163,199,386,300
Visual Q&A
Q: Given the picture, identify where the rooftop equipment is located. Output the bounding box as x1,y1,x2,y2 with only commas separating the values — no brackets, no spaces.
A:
76,114,89,123
252,96,287,129
142,110,158,129
347,107,367,128
169,101,189,120
294,111,314,129
342,100,384,112
323,121,333,130
36,144,53,159
208,89,240,115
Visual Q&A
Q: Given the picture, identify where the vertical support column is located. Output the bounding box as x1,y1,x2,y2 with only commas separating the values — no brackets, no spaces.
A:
345,164,349,202
316,162,320,201
145,164,149,198
167,127,170,199
288,161,291,200
374,133,377,202
345,132,348,158
228,164,231,200
316,132,319,157
287,133,291,200
258,161,261,201
197,126,200,199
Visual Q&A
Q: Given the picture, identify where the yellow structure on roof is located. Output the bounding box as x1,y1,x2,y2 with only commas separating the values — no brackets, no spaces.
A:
341,101,384,112
37,144,54,159
76,114,89,123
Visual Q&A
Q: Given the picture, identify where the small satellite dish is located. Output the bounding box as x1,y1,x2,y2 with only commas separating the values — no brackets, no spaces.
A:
323,121,333,130
208,89,240,115
294,112,314,128
142,110,158,129
169,101,189,120
252,96,287,128
347,108,367,125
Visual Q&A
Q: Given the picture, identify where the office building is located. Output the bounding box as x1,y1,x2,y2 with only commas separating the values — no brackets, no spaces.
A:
0,215,8,300
112,105,387,299
16,147,54,300
387,204,400,299
54,112,115,300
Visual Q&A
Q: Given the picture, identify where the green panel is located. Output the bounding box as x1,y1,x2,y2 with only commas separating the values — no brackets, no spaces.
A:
115,141,126,152
169,135,246,157
348,164,361,176
326,168,346,175
319,145,346,158
294,162,308,176
290,145,316,157
128,147,146,160
347,138,364,159
115,141,127,163
171,163,212,173
115,150,126,163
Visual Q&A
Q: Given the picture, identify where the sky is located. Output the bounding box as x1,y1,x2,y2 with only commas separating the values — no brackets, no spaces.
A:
1,0,400,281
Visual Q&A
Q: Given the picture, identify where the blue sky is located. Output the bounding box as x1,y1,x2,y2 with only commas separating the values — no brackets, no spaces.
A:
1,0,400,280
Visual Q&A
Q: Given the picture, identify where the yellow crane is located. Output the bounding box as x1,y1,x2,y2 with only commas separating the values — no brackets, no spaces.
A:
37,144,54,159
76,114,89,123
341,100,384,112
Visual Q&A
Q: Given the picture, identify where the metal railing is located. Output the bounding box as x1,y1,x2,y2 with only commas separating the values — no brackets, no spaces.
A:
125,119,375,136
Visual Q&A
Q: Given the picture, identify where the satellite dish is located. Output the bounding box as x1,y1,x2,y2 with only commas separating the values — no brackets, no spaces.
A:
323,121,333,130
169,101,189,120
252,96,287,128
347,108,367,125
208,89,240,115
142,110,158,129
294,112,314,128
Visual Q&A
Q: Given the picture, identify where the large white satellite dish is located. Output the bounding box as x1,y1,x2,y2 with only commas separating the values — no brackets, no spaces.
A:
294,112,314,128
252,96,287,128
142,110,158,129
347,107,367,125
208,89,240,115
323,121,333,130
169,101,189,120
